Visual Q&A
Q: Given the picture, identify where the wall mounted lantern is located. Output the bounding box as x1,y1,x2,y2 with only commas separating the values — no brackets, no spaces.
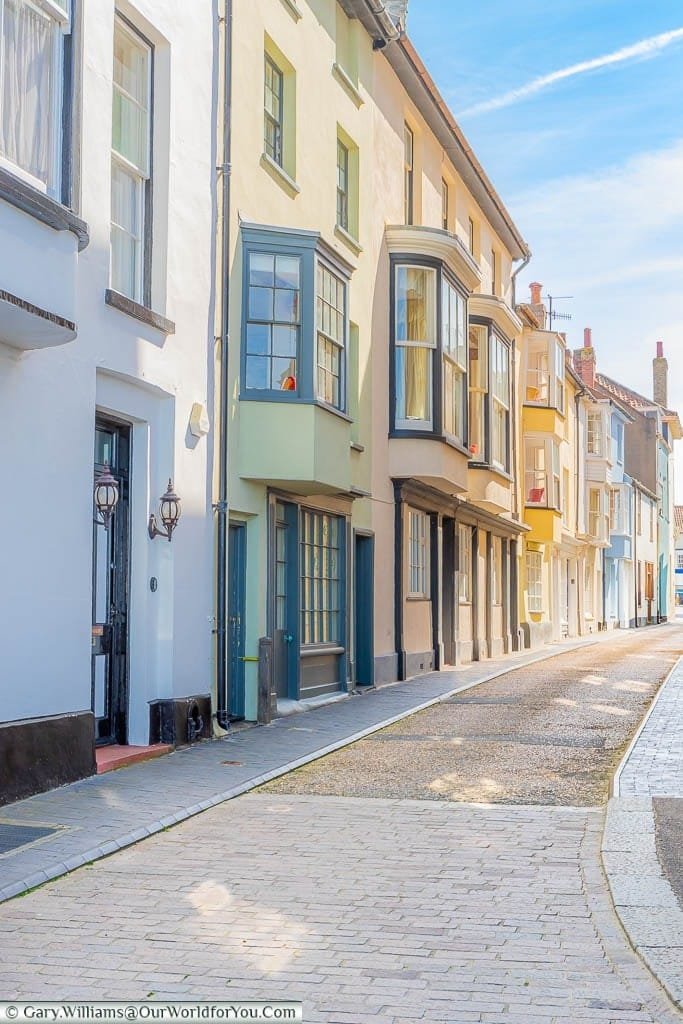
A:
148,479,181,542
93,464,120,529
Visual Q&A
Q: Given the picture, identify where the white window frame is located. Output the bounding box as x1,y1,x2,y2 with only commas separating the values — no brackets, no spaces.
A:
525,337,565,411
316,259,347,412
526,550,542,613
110,15,152,305
588,487,605,541
394,264,436,432
408,508,429,599
403,123,413,226
524,437,560,510
0,0,71,196
587,412,603,457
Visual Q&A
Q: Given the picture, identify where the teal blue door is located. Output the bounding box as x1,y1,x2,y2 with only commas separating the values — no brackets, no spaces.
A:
228,523,246,719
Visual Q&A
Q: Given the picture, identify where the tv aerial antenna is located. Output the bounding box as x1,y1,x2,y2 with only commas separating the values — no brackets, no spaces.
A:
545,294,573,326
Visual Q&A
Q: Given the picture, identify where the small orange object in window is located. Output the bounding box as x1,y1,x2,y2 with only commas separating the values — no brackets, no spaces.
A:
282,375,296,391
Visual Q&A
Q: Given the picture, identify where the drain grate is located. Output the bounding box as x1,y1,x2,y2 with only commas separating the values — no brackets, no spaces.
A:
0,823,58,855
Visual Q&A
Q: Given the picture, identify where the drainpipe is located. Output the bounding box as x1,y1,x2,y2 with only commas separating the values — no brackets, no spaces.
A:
215,0,233,731
364,0,402,42
511,250,531,309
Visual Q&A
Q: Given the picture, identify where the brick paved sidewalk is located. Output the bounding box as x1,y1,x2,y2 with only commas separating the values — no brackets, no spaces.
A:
1,795,681,1024
0,636,601,904
603,652,683,1011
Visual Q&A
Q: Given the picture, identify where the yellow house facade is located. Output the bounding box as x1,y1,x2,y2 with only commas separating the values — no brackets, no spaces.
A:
220,0,530,722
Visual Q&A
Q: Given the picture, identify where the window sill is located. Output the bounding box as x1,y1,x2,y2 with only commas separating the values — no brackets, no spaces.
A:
260,153,300,197
389,429,471,459
300,644,344,658
334,223,363,256
239,391,353,423
332,62,364,107
469,462,513,483
105,289,175,334
314,399,352,423
350,441,365,452
0,166,89,251
407,594,430,602
279,0,303,20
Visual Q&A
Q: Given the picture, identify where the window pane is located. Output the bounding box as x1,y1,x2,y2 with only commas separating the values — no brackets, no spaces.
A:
246,356,269,389
246,323,270,355
112,24,149,173
0,0,55,186
272,325,297,356
250,253,275,287
249,285,274,321
111,161,140,235
110,224,137,299
396,346,431,423
395,267,436,344
274,256,299,289
272,357,297,390
274,288,299,323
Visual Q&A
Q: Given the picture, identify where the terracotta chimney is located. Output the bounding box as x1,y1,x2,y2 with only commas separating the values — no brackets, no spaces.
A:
528,282,546,329
573,327,596,389
653,341,668,407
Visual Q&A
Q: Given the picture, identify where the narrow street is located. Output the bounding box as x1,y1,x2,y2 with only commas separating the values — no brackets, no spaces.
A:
1,626,682,1024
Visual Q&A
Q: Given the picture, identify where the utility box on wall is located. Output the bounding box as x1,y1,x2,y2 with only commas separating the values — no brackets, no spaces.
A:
149,695,212,746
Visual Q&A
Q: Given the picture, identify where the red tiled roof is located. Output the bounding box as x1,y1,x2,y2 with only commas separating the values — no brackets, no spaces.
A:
595,372,677,418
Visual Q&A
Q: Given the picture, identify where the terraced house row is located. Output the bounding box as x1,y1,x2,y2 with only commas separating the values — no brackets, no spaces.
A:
0,0,679,802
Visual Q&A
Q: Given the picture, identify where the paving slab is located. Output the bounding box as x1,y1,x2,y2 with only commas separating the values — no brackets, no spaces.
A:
0,795,680,1024
0,636,602,903
603,646,683,1011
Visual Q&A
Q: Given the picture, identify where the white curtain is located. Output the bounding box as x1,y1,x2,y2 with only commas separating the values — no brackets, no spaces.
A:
1,0,54,186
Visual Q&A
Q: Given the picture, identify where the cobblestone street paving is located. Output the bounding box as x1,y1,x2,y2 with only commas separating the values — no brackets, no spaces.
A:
263,627,683,805
1,626,682,1023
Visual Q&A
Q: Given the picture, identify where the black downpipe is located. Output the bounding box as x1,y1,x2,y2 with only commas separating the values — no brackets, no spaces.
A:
215,0,233,730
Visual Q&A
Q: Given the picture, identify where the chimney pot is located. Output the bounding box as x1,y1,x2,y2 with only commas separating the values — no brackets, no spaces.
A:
657,340,664,358
653,341,668,407
529,282,542,306
584,327,592,348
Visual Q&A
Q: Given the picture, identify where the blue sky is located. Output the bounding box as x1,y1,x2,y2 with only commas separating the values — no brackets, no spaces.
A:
407,1,683,497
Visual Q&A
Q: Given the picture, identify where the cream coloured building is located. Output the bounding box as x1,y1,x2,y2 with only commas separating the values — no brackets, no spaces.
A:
222,0,531,721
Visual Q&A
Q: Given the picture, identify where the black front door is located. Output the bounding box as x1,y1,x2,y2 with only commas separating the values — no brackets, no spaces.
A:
442,517,456,665
228,523,246,720
92,419,131,745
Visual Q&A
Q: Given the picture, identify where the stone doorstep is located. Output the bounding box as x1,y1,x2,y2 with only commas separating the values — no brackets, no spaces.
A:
95,744,174,775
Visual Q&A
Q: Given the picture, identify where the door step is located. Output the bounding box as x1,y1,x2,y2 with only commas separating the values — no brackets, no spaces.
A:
96,744,173,775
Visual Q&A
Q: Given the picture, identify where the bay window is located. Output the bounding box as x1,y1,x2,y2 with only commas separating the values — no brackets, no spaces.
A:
241,227,350,410
0,0,71,197
525,336,565,411
394,264,436,429
491,333,509,470
441,277,466,442
245,252,300,392
525,437,561,509
316,262,345,409
468,324,487,458
587,412,603,456
588,487,605,540
110,16,152,304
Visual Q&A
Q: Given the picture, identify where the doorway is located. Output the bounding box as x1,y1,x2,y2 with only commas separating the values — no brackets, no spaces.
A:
273,501,298,699
92,418,131,745
354,532,374,686
228,523,246,719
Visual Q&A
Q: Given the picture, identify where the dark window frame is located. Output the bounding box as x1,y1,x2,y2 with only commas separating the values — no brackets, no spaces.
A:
389,252,469,453
468,316,512,476
240,225,351,416
264,53,284,166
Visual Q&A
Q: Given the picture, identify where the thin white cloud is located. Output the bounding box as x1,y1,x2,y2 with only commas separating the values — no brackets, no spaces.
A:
458,28,683,118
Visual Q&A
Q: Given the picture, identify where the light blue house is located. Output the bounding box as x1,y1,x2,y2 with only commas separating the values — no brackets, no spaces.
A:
604,405,633,628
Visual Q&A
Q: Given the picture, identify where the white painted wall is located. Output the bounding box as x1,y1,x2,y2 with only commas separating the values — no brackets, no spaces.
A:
0,0,215,743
